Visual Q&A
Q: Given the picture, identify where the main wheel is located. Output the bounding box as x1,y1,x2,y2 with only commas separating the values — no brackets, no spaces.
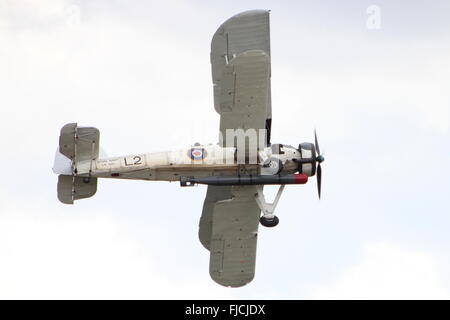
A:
259,215,279,227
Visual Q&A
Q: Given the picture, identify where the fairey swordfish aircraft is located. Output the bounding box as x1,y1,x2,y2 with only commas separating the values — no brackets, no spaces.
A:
53,10,325,288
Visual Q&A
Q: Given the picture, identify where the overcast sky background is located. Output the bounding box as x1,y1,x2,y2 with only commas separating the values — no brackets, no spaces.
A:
1,0,449,299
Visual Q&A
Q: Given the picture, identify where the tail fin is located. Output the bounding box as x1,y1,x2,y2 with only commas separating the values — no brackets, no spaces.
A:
55,123,100,204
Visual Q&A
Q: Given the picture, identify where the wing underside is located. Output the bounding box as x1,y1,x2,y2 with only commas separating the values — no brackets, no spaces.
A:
200,10,272,287
207,186,261,288
211,10,272,148
199,186,233,250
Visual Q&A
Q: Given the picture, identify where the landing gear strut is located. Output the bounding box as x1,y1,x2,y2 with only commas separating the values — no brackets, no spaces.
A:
255,185,285,228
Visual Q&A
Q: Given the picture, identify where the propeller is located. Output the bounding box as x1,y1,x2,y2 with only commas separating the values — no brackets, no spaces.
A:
314,129,324,199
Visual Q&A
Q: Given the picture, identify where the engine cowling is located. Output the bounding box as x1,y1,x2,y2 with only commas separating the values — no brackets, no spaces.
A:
297,143,316,177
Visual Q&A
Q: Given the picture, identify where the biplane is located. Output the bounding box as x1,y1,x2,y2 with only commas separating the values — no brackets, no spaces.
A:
53,10,324,287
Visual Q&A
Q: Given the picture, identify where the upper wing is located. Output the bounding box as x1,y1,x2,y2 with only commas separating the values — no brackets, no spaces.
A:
208,186,261,287
211,10,272,147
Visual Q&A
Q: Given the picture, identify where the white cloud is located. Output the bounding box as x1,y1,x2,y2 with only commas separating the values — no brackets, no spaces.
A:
0,206,233,299
309,241,450,299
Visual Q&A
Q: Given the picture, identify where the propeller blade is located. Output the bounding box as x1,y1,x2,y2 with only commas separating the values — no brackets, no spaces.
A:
317,163,322,199
314,129,324,199
314,129,321,156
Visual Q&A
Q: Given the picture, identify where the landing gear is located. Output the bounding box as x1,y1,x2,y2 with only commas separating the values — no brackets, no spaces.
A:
259,215,279,227
255,185,285,228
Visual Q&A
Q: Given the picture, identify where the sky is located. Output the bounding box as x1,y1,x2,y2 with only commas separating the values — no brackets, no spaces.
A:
0,0,449,299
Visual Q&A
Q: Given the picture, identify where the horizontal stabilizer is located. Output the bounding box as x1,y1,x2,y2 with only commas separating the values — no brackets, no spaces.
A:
59,123,100,174
56,123,100,204
57,175,97,204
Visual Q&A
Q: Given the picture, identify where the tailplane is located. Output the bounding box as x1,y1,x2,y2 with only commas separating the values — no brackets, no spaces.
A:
54,123,100,204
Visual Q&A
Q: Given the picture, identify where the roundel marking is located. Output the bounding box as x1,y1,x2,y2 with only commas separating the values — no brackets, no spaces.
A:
188,148,207,161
